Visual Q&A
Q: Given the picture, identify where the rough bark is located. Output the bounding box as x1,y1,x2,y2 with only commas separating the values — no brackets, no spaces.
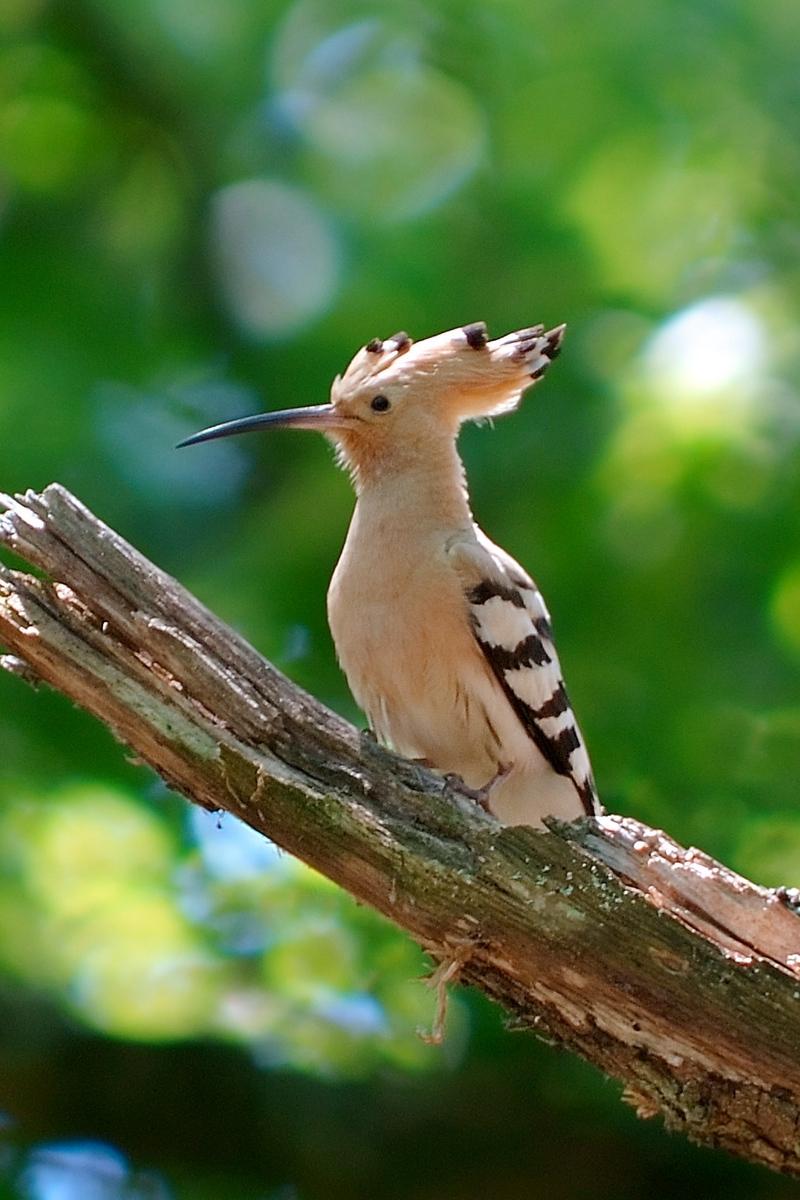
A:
1,484,799,1174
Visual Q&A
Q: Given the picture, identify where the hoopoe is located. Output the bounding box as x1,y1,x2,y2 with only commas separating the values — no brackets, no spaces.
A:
179,322,600,827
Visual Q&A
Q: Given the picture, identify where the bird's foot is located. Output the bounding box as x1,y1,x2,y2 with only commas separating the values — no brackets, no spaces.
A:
443,764,511,814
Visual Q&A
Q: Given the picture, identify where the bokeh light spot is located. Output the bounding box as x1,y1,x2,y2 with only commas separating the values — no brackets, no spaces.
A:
98,150,185,261
210,178,340,339
68,893,220,1041
269,5,485,222
28,784,174,912
190,807,289,881
151,0,244,59
641,296,765,423
0,95,98,192
18,1139,171,1200
565,133,748,300
300,64,486,222
266,921,358,1001
0,785,221,1041
771,562,800,658
94,377,253,508
595,293,775,558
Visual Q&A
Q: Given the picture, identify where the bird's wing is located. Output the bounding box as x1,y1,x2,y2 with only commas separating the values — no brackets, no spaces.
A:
447,532,599,815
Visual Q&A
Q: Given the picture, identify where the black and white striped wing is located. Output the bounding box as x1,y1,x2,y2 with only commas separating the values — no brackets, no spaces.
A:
450,535,599,815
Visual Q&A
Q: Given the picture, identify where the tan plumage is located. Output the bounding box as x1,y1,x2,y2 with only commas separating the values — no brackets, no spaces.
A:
180,321,600,827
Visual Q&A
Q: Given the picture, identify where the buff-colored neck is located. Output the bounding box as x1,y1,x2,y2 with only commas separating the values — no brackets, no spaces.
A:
341,432,474,535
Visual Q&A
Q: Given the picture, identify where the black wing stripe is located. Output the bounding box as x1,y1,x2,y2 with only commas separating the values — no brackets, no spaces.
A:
534,614,553,641
533,681,570,719
476,634,596,816
488,634,551,670
552,724,581,758
468,580,526,608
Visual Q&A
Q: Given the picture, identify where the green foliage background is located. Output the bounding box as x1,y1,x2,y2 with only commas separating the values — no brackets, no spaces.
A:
1,0,799,1196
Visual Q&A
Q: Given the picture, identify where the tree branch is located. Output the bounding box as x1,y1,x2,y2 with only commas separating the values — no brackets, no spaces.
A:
1,484,799,1174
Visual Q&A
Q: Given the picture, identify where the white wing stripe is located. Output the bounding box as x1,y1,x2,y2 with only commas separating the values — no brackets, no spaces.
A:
505,667,572,721
471,594,535,650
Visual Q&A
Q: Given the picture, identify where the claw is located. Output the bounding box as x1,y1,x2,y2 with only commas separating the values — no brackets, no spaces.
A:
443,764,511,814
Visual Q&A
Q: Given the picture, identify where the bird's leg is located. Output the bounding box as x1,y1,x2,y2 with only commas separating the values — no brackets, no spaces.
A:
443,763,511,814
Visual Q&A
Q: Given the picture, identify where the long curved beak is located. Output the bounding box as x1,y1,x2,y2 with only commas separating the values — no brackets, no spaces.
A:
176,404,349,448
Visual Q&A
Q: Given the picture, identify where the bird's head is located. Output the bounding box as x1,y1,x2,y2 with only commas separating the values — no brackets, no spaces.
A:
177,321,565,484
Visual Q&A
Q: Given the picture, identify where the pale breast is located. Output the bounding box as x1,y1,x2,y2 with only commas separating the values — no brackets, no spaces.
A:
327,535,535,783
328,535,459,728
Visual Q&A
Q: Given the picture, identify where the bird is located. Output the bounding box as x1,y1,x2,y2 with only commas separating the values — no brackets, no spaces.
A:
178,321,600,827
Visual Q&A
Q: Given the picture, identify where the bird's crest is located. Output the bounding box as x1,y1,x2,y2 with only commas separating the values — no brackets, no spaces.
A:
332,321,566,422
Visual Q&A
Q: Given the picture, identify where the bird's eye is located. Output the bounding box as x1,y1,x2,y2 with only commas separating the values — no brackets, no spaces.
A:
370,395,391,413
